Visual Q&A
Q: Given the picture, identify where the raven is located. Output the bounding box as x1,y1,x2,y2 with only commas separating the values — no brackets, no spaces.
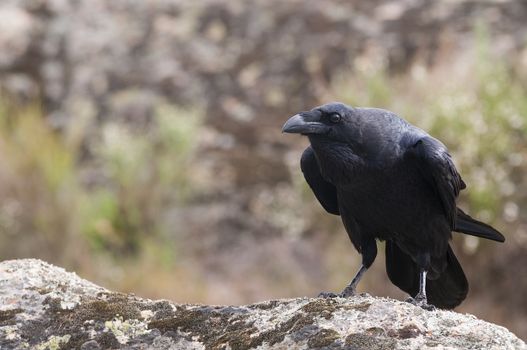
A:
283,102,505,309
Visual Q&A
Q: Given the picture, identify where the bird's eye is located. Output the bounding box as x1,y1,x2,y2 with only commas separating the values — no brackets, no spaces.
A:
329,113,341,123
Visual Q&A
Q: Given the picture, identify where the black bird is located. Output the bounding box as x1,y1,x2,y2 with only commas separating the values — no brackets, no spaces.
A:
282,102,505,309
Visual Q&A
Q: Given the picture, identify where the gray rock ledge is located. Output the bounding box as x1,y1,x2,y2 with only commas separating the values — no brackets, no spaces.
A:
0,259,525,349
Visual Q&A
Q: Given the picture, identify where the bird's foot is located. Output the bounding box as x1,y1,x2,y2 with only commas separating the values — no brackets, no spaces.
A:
339,285,357,298
317,286,356,299
317,291,339,298
405,295,436,311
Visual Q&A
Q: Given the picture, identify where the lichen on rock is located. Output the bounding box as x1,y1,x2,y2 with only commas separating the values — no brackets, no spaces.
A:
0,259,525,349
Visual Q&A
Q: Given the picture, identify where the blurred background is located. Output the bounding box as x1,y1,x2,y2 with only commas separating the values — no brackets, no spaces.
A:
0,0,526,339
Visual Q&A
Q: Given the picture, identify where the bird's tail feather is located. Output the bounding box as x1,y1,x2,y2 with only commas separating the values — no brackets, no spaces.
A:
385,242,468,309
455,208,505,242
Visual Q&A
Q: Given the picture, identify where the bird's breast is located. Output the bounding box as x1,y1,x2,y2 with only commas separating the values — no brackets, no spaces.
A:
335,161,445,239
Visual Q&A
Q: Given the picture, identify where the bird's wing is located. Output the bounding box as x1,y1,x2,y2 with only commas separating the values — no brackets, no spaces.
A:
404,136,466,228
301,146,340,215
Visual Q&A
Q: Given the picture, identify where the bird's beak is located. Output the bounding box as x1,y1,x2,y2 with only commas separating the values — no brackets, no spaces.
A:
282,113,328,135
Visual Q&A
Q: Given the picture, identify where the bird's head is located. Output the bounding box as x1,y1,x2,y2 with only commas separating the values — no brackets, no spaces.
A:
282,102,363,146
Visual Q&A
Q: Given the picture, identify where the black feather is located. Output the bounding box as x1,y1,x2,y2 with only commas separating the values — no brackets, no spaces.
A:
386,242,468,309
301,146,340,215
455,208,505,242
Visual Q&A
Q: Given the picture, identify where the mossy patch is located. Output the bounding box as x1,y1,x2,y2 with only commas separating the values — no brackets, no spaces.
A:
255,312,316,347
387,324,422,339
2,295,388,350
0,308,23,325
301,299,338,318
147,302,330,349
248,299,280,310
364,326,386,336
74,295,141,322
348,301,371,312
301,298,371,318
16,292,149,349
346,333,396,350
148,306,258,349
104,317,150,344
307,328,340,348
36,334,71,350
94,332,120,349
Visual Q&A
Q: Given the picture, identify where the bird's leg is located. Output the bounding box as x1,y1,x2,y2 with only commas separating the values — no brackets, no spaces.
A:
406,254,436,310
406,269,435,310
318,239,377,298
318,265,368,298
414,269,428,303
339,264,368,297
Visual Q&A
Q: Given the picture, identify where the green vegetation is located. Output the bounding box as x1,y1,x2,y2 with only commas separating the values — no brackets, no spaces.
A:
0,100,202,263
85,104,202,255
0,101,78,260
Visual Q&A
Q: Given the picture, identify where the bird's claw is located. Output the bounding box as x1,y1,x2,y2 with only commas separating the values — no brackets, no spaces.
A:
317,291,339,298
405,296,436,311
318,287,357,299
339,286,356,298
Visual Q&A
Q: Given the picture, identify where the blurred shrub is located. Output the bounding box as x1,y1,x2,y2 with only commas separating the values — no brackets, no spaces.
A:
0,98,202,263
0,101,79,262
85,104,202,255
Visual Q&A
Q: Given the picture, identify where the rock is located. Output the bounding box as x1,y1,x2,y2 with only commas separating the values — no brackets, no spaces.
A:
0,7,35,68
0,259,525,349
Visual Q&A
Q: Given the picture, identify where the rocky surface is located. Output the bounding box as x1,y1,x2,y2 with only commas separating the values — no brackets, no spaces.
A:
0,259,525,349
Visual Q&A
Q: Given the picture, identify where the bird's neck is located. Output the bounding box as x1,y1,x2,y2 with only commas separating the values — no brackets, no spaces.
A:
308,137,366,185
